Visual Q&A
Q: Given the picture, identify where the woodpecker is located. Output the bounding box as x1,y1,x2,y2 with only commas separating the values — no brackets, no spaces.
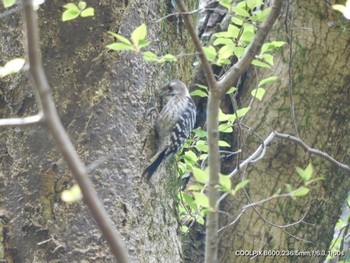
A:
143,80,196,180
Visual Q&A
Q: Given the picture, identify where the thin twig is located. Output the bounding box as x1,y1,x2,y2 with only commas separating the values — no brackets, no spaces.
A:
274,131,350,172
0,113,43,127
228,131,350,179
251,205,312,243
22,0,129,262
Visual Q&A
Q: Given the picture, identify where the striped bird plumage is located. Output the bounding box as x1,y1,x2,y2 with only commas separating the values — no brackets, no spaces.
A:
143,80,196,180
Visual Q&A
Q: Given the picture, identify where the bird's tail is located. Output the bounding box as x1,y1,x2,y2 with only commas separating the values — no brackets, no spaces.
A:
142,150,166,181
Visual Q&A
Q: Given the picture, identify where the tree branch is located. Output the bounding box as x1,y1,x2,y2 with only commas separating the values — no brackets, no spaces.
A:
0,114,43,127
175,1,221,262
217,0,283,96
22,1,129,262
176,1,284,262
273,131,350,172
228,131,350,179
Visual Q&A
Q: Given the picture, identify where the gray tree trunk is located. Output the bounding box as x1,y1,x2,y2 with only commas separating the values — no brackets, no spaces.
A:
0,0,195,262
218,1,350,262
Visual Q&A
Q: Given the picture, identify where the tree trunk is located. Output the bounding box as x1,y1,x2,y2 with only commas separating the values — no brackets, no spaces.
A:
0,0,195,261
218,1,350,262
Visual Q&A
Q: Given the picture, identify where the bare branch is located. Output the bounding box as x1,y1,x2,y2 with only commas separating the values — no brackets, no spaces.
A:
217,208,247,232
228,131,350,179
22,0,129,262
217,0,283,96
251,205,312,243
0,113,43,127
273,131,350,172
175,1,221,262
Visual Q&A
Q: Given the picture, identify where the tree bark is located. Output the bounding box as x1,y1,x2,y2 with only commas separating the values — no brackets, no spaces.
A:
0,0,195,261
218,1,350,262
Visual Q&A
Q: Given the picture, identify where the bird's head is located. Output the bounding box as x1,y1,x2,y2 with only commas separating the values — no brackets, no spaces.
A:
160,80,190,102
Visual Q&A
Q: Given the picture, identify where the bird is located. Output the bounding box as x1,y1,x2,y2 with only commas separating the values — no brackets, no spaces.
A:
142,80,196,180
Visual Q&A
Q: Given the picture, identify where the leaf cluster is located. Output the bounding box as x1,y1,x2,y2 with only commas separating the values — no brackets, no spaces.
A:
62,2,94,21
107,24,177,63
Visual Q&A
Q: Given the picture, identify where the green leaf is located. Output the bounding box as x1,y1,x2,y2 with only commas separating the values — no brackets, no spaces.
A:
292,187,310,197
234,179,250,192
218,45,234,59
108,32,132,45
78,1,86,9
62,9,80,21
241,25,255,43
213,31,232,38
131,24,147,46
142,51,158,62
195,84,208,90
195,140,208,152
218,140,230,147
180,226,189,233
274,188,282,196
228,24,240,38
233,46,245,59
261,40,286,53
194,128,207,138
63,3,79,10
218,123,233,133
190,90,208,97
285,183,293,193
236,107,250,118
231,16,244,25
197,216,205,225
226,86,237,94
295,167,306,181
203,46,217,62
261,53,274,65
80,7,94,17
216,58,231,66
253,7,271,22
107,43,133,51
193,192,210,208
231,6,250,17
219,108,230,122
219,174,232,192
183,150,198,164
188,185,204,191
3,0,16,8
0,58,25,78
192,167,209,184
296,163,313,182
246,0,263,9
251,59,271,68
182,193,198,212
213,38,234,46
258,76,278,87
137,39,151,49
161,54,177,62
218,0,233,9
304,163,314,181
251,87,265,101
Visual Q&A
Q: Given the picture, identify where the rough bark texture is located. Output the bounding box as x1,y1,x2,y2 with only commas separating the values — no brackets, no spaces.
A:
218,1,350,262
0,0,195,262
